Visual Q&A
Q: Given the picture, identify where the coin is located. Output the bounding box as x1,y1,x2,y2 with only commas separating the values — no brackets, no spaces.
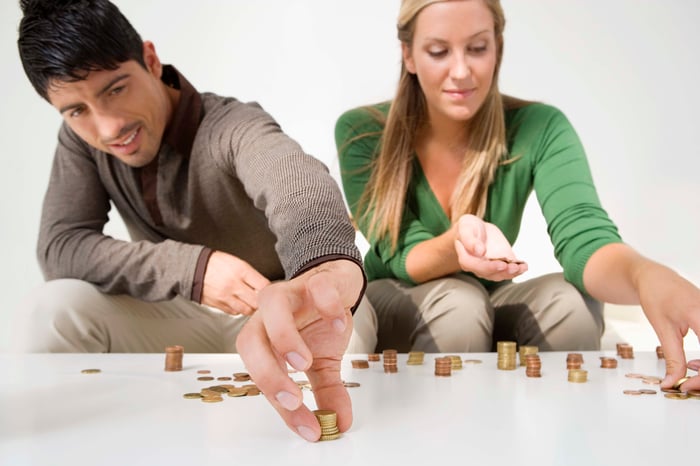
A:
343,382,361,388
672,377,690,390
664,393,689,400
80,369,101,374
623,390,642,396
197,376,215,381
197,370,211,374
463,359,483,364
201,396,224,403
183,393,203,399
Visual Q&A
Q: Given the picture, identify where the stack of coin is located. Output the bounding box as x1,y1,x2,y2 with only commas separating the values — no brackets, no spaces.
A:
568,369,588,383
599,357,618,369
519,345,538,366
496,341,517,370
164,345,184,371
434,356,452,377
368,353,380,362
383,349,398,373
566,353,583,370
406,351,425,365
351,359,369,369
233,372,251,382
313,409,341,441
656,345,665,359
524,354,541,378
448,355,463,370
618,344,634,359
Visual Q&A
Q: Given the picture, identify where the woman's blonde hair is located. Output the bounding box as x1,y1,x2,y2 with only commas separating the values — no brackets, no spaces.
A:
360,0,517,251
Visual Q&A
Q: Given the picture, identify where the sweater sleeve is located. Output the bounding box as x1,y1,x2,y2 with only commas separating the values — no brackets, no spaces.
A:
206,101,363,279
37,124,205,301
528,105,622,292
335,105,435,284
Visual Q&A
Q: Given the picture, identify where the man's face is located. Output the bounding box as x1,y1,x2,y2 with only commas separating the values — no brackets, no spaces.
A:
46,42,172,167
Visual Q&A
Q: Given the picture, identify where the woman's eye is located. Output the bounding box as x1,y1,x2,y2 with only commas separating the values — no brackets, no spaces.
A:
428,49,447,58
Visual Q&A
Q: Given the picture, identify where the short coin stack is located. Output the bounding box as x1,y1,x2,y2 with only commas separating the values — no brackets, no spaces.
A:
351,359,369,369
519,346,538,366
617,343,634,359
434,356,452,377
656,345,665,359
164,345,184,371
448,355,463,370
524,354,541,378
367,353,380,362
383,349,398,373
313,409,341,441
599,357,618,369
406,351,425,365
566,353,583,370
568,369,588,383
496,341,517,370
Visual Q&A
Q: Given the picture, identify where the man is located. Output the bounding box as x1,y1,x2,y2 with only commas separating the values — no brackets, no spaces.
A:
16,0,366,442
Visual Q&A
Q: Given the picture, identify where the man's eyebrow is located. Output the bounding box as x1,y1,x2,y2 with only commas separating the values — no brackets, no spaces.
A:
96,73,130,98
58,74,130,114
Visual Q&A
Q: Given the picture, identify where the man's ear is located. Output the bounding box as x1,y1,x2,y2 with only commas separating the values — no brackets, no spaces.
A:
402,42,416,74
142,41,162,78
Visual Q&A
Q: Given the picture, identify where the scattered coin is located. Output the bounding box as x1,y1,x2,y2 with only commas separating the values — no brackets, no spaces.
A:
463,359,483,364
183,393,203,399
197,376,215,381
80,368,101,374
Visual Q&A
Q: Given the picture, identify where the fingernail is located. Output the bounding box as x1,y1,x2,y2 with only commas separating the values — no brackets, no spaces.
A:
332,318,346,333
286,351,308,371
275,391,300,411
297,425,318,442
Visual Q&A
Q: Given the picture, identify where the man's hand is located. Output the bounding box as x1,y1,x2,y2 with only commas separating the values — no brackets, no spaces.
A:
201,251,270,315
235,259,364,442
453,214,528,281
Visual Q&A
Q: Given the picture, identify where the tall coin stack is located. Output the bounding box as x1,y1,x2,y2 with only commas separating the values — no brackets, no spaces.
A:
618,343,634,359
599,357,618,369
656,345,665,359
568,369,588,383
164,345,184,371
406,351,425,365
519,345,538,366
496,341,517,370
313,409,341,441
434,356,452,376
383,349,398,373
566,353,583,370
524,354,542,378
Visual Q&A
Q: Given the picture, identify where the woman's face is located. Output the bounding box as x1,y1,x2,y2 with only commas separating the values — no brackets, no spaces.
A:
403,0,498,127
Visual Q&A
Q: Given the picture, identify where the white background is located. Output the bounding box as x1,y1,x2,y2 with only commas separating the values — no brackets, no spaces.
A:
1,1,698,351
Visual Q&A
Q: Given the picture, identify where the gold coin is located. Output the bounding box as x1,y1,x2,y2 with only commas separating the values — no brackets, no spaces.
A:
81,368,101,374
201,396,224,403
463,359,483,364
197,376,215,381
664,393,689,400
660,386,681,394
624,373,645,379
227,388,248,397
672,377,690,390
319,433,342,441
623,390,642,396
638,389,657,395
183,393,203,399
343,382,361,388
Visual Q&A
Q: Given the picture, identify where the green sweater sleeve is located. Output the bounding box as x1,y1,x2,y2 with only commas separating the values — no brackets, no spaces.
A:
515,104,623,292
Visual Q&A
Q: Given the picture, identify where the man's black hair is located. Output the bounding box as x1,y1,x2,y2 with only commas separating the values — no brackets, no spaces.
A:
17,0,145,101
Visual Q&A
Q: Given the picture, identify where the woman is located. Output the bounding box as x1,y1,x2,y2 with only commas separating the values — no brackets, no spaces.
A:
336,0,699,390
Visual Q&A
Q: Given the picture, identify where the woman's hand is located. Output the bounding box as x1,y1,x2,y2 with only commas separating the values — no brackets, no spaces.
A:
454,214,528,281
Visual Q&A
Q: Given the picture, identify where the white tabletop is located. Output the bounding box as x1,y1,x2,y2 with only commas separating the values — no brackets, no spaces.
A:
0,351,697,466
